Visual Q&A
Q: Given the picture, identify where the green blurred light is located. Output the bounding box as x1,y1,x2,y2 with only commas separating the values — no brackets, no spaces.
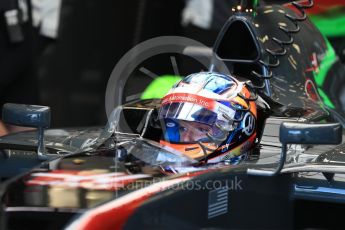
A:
317,88,335,109
253,0,258,8
310,13,345,37
140,75,182,99
314,39,337,87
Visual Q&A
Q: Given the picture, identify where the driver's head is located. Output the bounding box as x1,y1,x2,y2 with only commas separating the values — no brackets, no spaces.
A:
159,72,257,164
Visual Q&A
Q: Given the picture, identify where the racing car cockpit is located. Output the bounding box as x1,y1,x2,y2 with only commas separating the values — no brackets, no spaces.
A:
107,71,273,171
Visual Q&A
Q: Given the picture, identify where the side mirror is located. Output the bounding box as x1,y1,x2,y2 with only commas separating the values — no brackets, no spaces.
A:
279,122,342,145
248,122,342,176
2,103,51,160
2,103,50,128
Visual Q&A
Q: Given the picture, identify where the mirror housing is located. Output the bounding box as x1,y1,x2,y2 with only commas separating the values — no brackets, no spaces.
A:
248,122,343,177
279,122,342,145
2,103,51,160
2,103,50,128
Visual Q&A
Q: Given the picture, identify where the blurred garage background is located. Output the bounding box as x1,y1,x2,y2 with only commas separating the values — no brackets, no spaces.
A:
1,0,344,129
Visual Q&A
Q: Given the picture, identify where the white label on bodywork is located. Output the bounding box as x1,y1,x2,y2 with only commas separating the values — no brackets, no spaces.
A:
208,186,228,219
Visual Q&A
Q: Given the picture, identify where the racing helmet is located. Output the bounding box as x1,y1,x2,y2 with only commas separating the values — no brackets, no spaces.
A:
158,72,257,164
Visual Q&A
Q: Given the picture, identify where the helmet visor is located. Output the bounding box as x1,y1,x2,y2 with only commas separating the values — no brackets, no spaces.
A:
159,101,235,143
159,102,218,125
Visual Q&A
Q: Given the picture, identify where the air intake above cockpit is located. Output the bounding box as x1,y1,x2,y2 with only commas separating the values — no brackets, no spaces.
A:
213,18,260,63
